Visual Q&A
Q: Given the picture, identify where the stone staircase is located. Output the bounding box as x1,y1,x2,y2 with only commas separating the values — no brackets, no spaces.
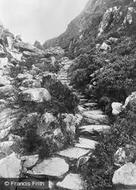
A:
42,59,111,190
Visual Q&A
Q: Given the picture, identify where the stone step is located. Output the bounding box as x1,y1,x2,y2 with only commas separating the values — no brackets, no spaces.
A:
75,138,97,149
83,102,98,108
84,117,101,125
57,173,84,190
27,157,69,179
83,110,103,115
57,147,90,160
80,99,88,103
84,116,108,124
82,110,108,123
79,125,110,134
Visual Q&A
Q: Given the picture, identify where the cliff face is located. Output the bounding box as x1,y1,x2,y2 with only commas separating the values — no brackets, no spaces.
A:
43,0,136,56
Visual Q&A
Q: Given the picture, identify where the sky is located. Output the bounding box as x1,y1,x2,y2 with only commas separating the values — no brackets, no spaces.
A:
0,0,88,44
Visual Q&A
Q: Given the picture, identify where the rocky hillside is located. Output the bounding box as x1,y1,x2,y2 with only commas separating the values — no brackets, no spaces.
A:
1,1,136,190
43,0,136,57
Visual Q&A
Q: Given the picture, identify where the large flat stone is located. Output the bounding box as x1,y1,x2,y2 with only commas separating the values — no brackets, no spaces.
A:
0,153,22,178
57,147,90,159
29,157,69,178
84,117,101,124
80,125,110,133
82,110,108,123
21,88,51,103
75,138,97,149
57,173,84,190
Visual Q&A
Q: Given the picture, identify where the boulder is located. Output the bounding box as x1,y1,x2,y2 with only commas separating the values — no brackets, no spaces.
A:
100,42,111,51
29,157,69,178
114,145,136,167
0,153,22,177
111,102,123,115
112,163,136,188
21,88,51,103
57,173,84,190
123,92,136,109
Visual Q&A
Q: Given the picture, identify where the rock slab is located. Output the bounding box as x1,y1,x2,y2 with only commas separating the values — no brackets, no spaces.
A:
112,162,136,188
57,147,90,159
75,138,97,149
57,173,84,190
29,157,69,178
0,153,21,178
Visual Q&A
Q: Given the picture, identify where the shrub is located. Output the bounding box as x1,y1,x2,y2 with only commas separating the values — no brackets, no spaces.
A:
68,53,104,91
41,75,79,113
93,55,136,102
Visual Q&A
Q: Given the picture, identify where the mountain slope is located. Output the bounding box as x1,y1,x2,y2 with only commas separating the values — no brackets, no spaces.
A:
43,0,136,57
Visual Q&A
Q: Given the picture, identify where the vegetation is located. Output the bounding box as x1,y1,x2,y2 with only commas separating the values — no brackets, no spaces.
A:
41,74,79,113
65,2,136,189
80,104,136,190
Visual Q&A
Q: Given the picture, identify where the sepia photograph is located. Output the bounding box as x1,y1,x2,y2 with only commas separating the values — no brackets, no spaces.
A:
0,0,135,189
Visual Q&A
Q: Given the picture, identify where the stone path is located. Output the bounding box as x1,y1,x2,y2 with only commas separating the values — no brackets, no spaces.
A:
44,59,110,190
